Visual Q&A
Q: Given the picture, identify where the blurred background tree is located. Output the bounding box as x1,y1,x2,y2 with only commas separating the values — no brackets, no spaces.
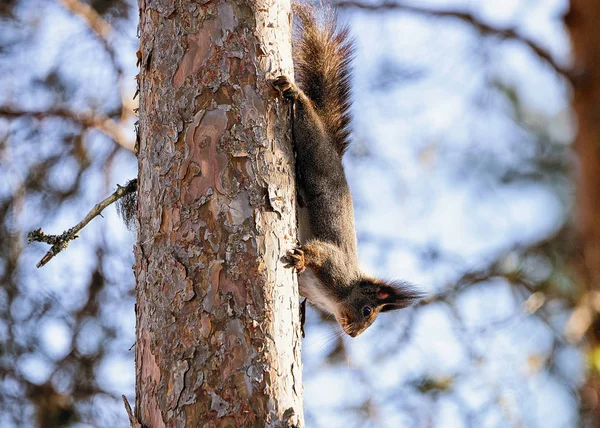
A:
0,0,588,426
564,0,600,425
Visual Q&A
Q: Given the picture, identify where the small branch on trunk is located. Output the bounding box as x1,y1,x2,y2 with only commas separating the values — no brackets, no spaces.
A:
122,395,142,428
28,179,137,268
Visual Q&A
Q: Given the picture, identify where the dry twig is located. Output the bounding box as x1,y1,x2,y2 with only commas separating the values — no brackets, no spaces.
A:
28,179,137,268
122,395,142,428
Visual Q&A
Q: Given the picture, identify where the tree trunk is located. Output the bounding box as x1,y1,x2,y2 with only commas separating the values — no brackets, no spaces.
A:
565,0,600,423
134,0,303,426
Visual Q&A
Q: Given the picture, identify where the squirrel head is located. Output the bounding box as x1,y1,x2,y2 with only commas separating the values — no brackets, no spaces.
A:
337,277,423,337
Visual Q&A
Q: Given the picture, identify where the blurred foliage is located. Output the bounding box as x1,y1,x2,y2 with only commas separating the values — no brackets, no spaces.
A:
0,0,137,426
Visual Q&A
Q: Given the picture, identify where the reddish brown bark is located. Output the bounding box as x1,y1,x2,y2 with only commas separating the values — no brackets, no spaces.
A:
566,0,600,422
134,0,303,426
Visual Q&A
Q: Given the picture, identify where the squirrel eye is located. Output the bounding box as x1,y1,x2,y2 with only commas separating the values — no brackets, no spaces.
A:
362,306,372,317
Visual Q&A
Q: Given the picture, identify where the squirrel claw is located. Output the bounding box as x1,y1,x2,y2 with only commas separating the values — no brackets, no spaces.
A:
284,247,306,273
272,75,299,101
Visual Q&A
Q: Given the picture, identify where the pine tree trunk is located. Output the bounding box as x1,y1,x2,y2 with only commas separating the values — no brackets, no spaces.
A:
565,0,600,423
134,0,303,426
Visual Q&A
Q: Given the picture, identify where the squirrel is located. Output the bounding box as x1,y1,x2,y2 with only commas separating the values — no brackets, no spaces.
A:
273,4,423,337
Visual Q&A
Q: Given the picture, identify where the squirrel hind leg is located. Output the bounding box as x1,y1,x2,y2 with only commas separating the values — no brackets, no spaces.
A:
272,75,300,101
284,247,306,273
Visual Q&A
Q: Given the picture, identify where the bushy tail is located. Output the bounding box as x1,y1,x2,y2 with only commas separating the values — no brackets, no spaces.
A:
293,3,354,157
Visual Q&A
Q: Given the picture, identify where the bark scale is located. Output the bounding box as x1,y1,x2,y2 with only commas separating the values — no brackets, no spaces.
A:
134,0,303,426
566,0,600,423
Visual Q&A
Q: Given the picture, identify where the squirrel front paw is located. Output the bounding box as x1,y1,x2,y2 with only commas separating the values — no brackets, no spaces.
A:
272,75,299,101
284,247,306,273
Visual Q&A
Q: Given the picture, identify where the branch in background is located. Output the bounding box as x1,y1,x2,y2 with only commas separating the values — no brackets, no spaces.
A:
336,1,570,78
57,0,136,125
58,0,121,76
417,263,503,307
0,107,134,151
28,179,137,268
122,395,142,428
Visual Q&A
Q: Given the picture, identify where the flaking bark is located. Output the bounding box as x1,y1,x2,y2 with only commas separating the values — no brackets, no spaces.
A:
135,0,303,426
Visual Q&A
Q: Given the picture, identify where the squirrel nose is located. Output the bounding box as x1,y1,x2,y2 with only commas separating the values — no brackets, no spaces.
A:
349,331,357,338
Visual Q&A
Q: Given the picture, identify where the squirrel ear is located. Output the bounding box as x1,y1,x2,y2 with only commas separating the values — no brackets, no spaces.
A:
375,281,424,312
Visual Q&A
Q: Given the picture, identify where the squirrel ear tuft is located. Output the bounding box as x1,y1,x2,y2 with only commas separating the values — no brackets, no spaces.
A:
376,287,390,300
375,281,424,312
